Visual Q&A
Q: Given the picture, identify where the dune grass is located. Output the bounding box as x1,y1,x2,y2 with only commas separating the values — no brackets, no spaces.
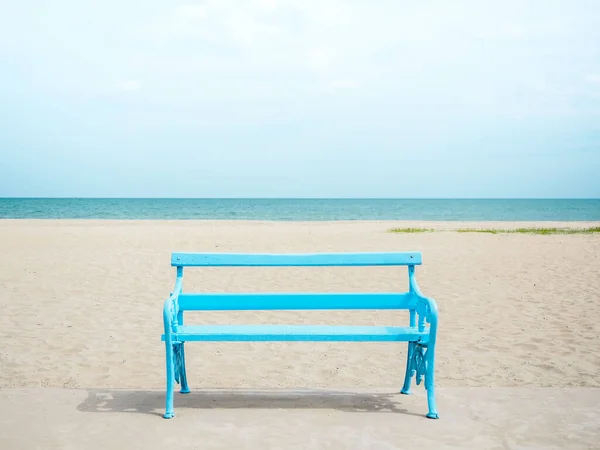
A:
388,227,434,233
388,227,600,234
456,228,501,234
456,227,600,235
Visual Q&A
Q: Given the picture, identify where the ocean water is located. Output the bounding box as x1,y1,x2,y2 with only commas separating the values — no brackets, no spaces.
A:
0,198,598,221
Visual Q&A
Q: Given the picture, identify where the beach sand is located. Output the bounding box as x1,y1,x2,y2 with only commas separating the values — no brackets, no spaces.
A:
1,219,599,448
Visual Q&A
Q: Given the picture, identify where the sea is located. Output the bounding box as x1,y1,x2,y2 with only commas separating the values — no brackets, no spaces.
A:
0,198,598,221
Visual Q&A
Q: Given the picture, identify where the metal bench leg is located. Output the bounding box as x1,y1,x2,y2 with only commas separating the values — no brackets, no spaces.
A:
164,341,175,419
178,343,190,394
425,347,439,419
400,342,414,394
175,310,190,394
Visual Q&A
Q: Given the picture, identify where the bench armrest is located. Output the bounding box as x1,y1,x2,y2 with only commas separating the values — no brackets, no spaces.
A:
163,276,183,338
408,268,439,344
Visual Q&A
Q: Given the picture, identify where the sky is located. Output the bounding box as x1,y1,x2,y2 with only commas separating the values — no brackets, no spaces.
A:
0,0,599,198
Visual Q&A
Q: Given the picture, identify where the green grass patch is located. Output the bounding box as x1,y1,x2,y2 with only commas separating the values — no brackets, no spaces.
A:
388,227,434,233
457,228,500,234
456,227,600,235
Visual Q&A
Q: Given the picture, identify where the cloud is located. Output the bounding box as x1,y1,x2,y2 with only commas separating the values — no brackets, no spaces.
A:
175,4,207,19
328,79,358,90
153,1,282,46
255,0,279,12
584,74,600,84
307,47,331,70
116,80,141,91
128,0,600,114
145,3,209,40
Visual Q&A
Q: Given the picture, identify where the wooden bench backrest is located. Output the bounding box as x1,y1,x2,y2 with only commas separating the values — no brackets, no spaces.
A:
171,252,422,311
171,252,422,267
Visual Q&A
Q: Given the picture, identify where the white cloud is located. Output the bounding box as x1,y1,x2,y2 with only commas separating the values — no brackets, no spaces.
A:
176,4,207,19
328,79,358,90
153,1,282,45
129,0,600,113
116,80,141,91
255,0,279,12
584,74,600,84
145,3,209,39
307,47,331,70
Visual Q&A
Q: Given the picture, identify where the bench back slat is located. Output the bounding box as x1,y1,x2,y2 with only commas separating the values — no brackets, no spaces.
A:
171,252,422,267
177,292,415,311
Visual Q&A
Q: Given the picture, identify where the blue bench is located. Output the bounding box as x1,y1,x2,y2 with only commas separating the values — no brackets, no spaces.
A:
161,252,439,419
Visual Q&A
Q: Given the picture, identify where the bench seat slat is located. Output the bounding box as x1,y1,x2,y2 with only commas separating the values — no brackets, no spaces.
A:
177,292,415,311
162,325,428,342
171,252,422,267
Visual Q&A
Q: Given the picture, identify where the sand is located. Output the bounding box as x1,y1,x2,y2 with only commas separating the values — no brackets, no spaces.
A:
1,219,599,448
1,387,599,449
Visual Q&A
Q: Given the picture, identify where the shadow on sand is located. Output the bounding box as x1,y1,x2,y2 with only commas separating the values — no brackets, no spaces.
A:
77,388,421,418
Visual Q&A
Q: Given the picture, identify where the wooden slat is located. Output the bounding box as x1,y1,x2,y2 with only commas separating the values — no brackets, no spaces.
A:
171,252,422,267
162,325,428,342
177,292,415,311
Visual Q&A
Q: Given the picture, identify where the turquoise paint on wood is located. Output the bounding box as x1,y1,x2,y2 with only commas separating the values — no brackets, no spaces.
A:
171,251,422,267
177,292,416,311
162,252,439,420
161,325,430,342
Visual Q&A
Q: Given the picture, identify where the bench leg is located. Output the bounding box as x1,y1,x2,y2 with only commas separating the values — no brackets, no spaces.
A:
178,343,190,394
164,341,175,419
425,347,439,419
400,342,414,395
